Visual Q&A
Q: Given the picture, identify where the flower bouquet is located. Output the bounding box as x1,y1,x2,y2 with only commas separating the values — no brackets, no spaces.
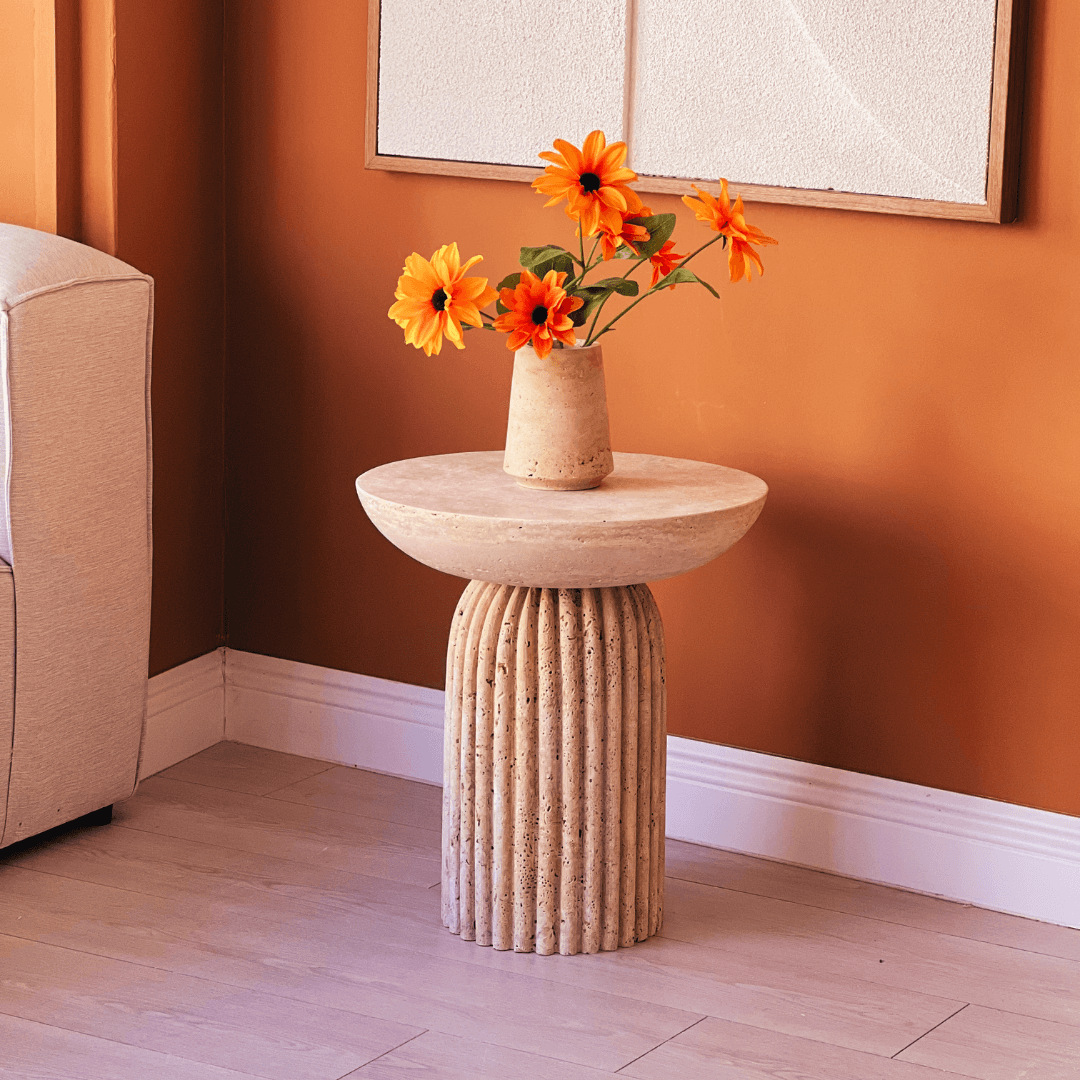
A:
388,130,777,488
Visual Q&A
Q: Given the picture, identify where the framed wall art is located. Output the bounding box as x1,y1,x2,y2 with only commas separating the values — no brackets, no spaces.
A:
366,0,1027,223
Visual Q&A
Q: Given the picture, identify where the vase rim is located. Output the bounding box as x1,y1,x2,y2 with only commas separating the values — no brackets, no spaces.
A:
515,339,602,359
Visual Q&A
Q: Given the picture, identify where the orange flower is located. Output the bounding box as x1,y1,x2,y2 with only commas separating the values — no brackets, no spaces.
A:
649,240,687,288
533,130,643,238
726,237,767,283
599,205,653,261
388,243,497,356
682,179,778,282
493,269,583,359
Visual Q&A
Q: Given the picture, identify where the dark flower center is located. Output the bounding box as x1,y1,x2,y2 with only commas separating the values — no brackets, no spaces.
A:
531,304,549,325
431,288,449,312
579,172,602,193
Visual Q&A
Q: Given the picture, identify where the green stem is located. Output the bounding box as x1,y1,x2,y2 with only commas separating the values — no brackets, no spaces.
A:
584,235,601,274
566,235,605,310
583,255,649,344
676,231,724,270
587,284,657,342
565,235,600,291
587,233,726,342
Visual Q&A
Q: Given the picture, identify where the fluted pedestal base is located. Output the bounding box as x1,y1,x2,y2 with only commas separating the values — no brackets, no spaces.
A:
442,581,666,954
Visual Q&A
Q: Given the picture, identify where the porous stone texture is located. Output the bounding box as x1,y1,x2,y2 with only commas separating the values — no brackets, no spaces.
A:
443,580,666,954
355,451,768,589
503,343,614,490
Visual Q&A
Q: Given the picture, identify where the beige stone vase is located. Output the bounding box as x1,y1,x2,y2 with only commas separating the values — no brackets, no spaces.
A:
503,341,614,490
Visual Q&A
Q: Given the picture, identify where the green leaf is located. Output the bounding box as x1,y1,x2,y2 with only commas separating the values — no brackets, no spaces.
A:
565,286,605,327
625,213,676,258
565,276,640,327
590,277,639,297
495,272,521,314
535,254,576,279
520,244,570,268
520,245,575,280
654,266,720,297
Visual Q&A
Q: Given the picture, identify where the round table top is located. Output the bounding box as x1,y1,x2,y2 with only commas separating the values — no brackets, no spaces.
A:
355,451,768,588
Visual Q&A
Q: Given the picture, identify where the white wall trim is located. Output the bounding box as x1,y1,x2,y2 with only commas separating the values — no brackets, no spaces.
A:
665,739,1080,930
141,648,225,780
143,648,1080,929
223,650,444,785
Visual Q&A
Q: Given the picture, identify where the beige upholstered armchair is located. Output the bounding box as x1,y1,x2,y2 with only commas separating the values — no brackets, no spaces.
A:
0,224,153,849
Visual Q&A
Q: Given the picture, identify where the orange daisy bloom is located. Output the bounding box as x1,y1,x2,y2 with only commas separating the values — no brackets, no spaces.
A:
388,243,497,356
598,205,653,261
493,269,583,360
727,237,768,284
681,179,778,282
649,240,687,288
532,130,643,238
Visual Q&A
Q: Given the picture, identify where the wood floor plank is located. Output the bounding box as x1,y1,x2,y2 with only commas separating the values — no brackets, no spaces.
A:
157,741,335,796
115,775,441,885
0,934,422,1080
897,1004,1080,1077
0,863,695,1073
268,763,442,804
405,926,965,1059
0,1012,261,1079
620,1015,971,1080
0,831,966,1060
352,1030,614,1078
3,820,383,908
7,746,1077,1079
667,839,1080,963
661,876,1080,1028
267,765,442,830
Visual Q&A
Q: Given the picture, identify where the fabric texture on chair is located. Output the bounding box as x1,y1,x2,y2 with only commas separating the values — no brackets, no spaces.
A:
0,566,14,834
0,224,152,847
0,225,151,566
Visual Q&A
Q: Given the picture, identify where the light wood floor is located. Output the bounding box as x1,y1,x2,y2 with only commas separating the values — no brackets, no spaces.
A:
1,742,1078,1079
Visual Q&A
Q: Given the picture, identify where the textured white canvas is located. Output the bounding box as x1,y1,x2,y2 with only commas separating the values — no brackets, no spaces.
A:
377,0,627,167
632,0,998,203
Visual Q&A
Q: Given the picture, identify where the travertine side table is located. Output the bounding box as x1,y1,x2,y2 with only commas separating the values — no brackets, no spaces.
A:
356,451,767,955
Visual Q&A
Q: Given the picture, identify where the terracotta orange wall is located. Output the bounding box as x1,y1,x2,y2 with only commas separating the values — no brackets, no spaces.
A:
0,0,41,228
224,0,1079,816
112,0,226,674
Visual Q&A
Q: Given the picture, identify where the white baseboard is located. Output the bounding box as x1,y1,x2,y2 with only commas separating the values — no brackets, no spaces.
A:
141,649,225,780
665,740,1080,930
144,648,1080,929
223,650,444,785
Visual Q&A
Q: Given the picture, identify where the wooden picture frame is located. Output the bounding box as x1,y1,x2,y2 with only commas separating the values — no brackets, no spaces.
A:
365,0,1028,224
